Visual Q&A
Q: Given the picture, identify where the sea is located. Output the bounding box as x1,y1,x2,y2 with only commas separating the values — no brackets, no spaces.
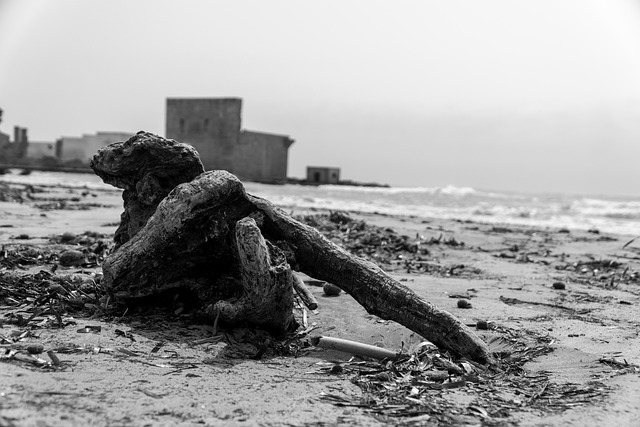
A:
1,170,639,237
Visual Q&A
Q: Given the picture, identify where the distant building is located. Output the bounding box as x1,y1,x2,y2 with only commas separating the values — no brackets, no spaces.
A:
56,131,134,165
0,107,133,170
0,126,28,163
306,166,340,184
0,108,5,145
26,141,56,159
165,98,294,183
0,129,11,150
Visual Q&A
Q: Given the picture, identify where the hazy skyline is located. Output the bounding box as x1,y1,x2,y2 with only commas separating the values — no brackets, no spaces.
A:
1,0,640,196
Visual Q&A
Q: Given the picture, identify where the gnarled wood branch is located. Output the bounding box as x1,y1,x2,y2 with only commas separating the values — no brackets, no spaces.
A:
93,133,493,363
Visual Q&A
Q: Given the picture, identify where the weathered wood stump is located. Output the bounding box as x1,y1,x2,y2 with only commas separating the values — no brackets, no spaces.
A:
91,132,493,363
90,131,205,248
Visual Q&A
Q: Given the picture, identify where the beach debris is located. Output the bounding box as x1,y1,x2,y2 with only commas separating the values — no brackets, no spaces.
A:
552,281,566,290
457,299,472,309
296,213,479,277
0,232,111,271
0,270,105,322
26,343,44,354
292,274,319,310
622,235,639,249
303,278,325,287
311,335,399,360
59,231,76,243
77,325,102,334
59,250,85,267
315,325,611,424
47,350,61,366
90,132,493,363
0,181,29,203
476,320,489,330
489,226,514,233
322,283,342,296
553,257,638,287
90,131,205,249
296,212,432,269
114,329,136,341
499,296,582,313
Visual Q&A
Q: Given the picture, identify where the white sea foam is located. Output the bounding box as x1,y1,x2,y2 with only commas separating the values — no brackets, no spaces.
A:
317,183,496,197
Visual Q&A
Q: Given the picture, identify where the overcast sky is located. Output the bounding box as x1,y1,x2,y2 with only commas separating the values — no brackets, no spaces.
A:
1,0,640,196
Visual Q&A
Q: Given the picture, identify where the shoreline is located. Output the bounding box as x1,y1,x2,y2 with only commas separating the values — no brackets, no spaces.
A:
2,168,640,237
1,181,640,426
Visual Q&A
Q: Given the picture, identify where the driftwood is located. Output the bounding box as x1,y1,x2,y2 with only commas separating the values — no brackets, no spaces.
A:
91,131,205,248
91,132,493,364
292,274,319,310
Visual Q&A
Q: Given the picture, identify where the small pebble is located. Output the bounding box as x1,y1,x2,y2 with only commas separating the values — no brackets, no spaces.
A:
457,299,472,309
60,231,76,243
59,250,84,267
323,283,342,296
27,344,44,354
476,320,489,330
330,364,344,374
552,282,566,290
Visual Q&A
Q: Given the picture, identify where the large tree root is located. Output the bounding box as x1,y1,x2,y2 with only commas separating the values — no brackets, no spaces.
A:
92,132,493,364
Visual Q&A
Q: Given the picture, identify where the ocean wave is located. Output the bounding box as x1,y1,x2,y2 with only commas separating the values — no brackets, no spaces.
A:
571,198,640,220
316,183,501,197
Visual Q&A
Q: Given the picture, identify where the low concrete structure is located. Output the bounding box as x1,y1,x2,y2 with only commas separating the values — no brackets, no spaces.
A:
235,130,293,183
306,166,340,184
26,141,56,159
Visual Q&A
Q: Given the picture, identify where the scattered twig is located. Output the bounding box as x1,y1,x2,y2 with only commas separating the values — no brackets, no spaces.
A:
47,350,61,366
292,273,319,310
499,296,579,312
622,236,640,249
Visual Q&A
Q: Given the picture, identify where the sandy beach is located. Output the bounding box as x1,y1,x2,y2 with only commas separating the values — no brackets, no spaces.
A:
1,178,640,427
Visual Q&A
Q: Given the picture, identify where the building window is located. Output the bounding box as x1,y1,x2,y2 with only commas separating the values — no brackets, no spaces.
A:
313,172,321,182
179,118,185,133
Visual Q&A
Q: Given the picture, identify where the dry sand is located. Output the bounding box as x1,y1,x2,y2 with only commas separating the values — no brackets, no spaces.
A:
1,180,639,426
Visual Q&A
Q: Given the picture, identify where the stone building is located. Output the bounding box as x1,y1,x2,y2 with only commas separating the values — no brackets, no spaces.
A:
165,98,294,183
26,141,56,159
0,109,9,148
56,131,134,165
0,126,28,163
0,131,8,147
306,166,340,184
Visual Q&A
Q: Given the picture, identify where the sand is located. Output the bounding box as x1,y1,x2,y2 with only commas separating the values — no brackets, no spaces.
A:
1,180,639,426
